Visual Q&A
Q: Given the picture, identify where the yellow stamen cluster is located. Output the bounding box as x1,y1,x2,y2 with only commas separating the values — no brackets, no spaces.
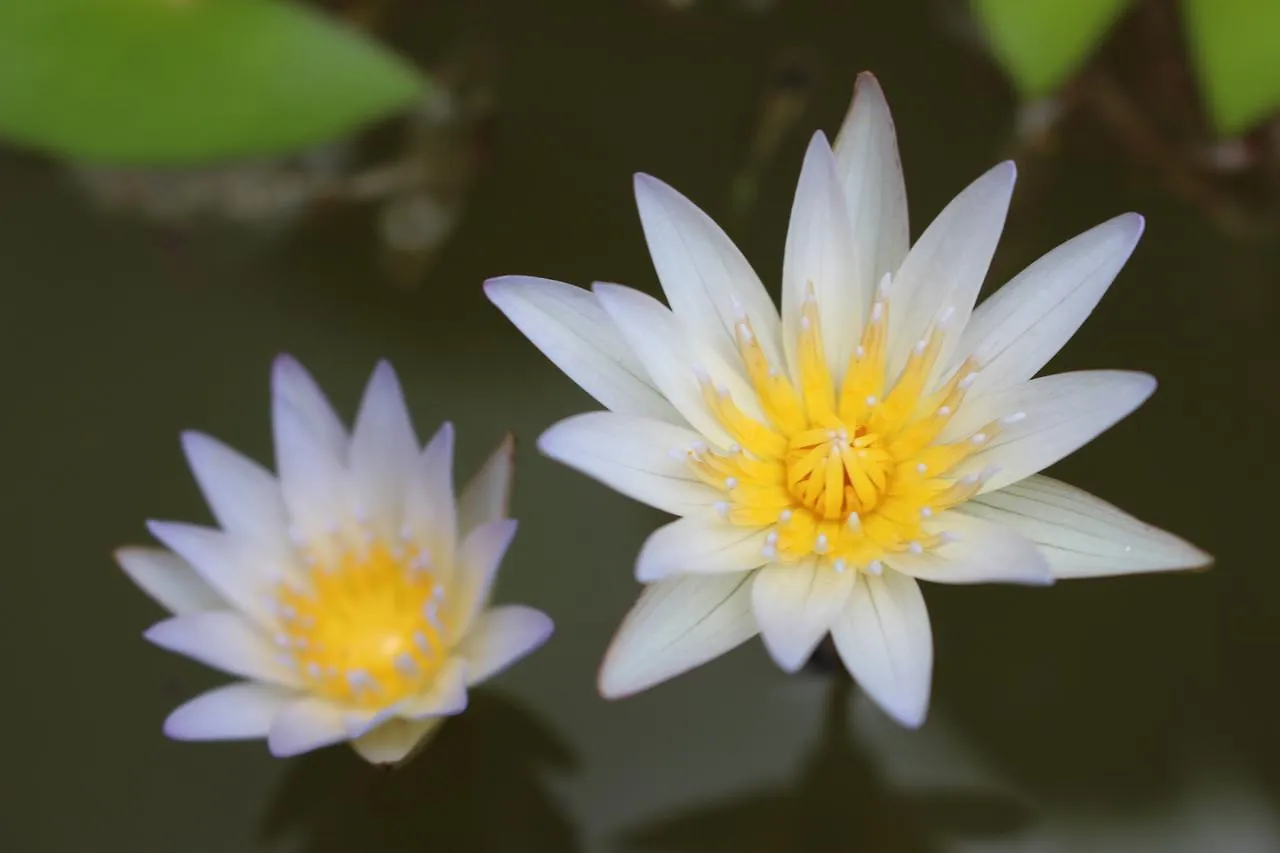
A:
274,537,450,708
688,279,1009,573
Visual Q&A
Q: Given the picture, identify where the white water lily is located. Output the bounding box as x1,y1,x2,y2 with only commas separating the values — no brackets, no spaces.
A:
118,356,552,763
485,72,1210,728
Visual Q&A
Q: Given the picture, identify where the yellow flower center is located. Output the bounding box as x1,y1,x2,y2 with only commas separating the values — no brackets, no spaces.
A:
274,537,450,708
687,279,1013,573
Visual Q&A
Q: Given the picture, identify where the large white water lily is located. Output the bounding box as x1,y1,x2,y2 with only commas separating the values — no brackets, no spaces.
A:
485,73,1210,728
118,356,553,763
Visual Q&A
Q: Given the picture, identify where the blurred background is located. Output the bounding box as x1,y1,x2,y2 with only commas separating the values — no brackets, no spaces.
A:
4,0,1279,850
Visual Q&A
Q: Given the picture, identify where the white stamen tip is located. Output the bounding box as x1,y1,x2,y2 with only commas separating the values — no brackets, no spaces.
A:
915,462,927,474
938,406,952,417
714,501,731,519
730,296,748,321
801,316,812,331
959,372,979,390
414,631,432,653
866,559,884,576
815,534,830,554
737,324,754,343
865,395,877,407
274,633,291,648
938,305,956,327
971,432,988,445
877,272,892,298
761,545,778,559
979,464,1002,481
871,303,884,323
714,382,730,398
765,531,779,546
846,513,862,530
306,662,322,678
779,509,793,522
855,345,866,359
913,339,927,355
908,541,924,554
728,443,742,454
920,507,933,518
691,441,708,455
833,559,847,574
937,531,961,545
961,473,980,486
724,477,738,490
1002,411,1027,425
394,652,419,676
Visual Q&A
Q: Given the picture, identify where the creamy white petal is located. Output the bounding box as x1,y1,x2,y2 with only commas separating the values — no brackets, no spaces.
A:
888,162,1016,381
959,475,1212,578
163,681,296,741
886,511,1054,585
484,275,681,422
403,422,458,575
946,370,1157,493
349,361,420,540
146,521,277,628
457,604,554,685
267,696,355,757
180,431,292,558
782,133,862,382
115,546,223,615
751,562,853,672
144,611,302,686
954,213,1145,398
832,72,910,299
537,412,721,515
598,573,759,699
272,376,355,557
450,518,518,640
271,355,347,459
400,658,469,718
832,570,933,729
593,282,764,444
636,516,772,582
633,173,784,371
458,433,514,536
351,716,444,765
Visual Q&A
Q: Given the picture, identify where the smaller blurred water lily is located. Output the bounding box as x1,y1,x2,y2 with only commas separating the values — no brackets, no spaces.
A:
117,356,552,764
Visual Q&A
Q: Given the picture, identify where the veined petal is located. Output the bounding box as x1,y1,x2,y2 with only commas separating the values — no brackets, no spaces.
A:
146,521,278,628
115,546,223,615
782,132,862,382
450,518,518,640
458,433,514,536
751,562,853,672
832,570,932,728
351,716,444,765
886,511,1053,585
946,370,1157,493
832,72,910,300
636,516,772,582
954,213,1145,398
163,681,296,741
271,355,347,459
537,412,721,516
267,696,354,757
403,422,458,577
959,475,1213,578
144,611,302,686
400,658,468,718
349,361,420,541
457,605,554,685
888,162,1016,382
180,431,291,558
484,275,682,422
598,573,759,698
634,173,784,371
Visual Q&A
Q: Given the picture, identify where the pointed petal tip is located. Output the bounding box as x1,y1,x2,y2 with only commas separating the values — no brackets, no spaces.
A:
271,353,305,383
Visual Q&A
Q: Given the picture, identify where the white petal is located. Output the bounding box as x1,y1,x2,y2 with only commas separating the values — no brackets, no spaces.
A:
636,516,772,582
888,162,1016,381
351,716,444,765
946,370,1157,493
832,72,910,298
598,573,759,699
267,696,354,757
953,213,1144,397
751,562,853,672
349,361,420,540
593,282,764,445
885,511,1053,585
180,431,292,557
633,173,784,370
115,546,223,615
484,275,682,422
146,521,277,628
403,422,458,575
959,475,1212,578
537,412,721,516
832,570,933,728
450,518,518,640
458,433,514,536
144,611,301,686
457,605,554,685
271,354,346,458
781,133,861,382
400,658,469,717
163,681,296,741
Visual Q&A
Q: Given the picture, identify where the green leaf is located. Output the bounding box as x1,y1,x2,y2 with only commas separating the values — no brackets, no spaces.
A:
0,0,427,165
975,0,1130,97
1184,0,1280,136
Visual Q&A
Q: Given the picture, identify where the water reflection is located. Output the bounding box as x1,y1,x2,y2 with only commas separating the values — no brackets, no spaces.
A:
620,648,1031,852
260,690,580,853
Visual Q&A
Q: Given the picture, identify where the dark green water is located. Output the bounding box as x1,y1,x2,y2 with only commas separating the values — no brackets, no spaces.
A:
5,1,1278,850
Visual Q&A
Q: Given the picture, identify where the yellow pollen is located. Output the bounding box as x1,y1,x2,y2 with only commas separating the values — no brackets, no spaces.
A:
274,539,450,709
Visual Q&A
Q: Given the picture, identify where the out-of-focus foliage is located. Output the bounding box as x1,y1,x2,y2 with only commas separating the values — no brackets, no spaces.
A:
1183,0,1280,136
0,0,427,165
973,0,1128,98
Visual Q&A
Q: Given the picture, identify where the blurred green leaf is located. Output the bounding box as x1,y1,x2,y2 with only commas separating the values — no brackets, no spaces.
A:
975,0,1129,97
0,0,427,165
1184,0,1280,136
